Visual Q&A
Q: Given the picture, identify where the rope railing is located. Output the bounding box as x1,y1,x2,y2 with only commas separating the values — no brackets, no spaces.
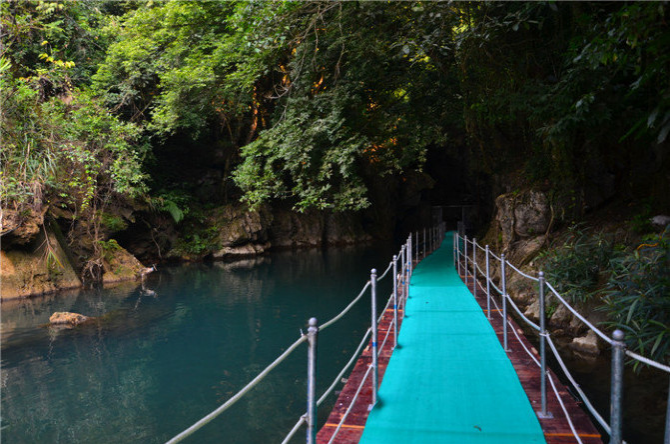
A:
547,372,584,444
377,260,394,281
165,223,442,444
546,335,612,434
503,293,541,331
320,281,371,332
545,281,613,346
505,259,540,282
454,230,668,444
326,365,374,444
625,350,670,374
166,334,309,444
489,250,502,262
487,278,600,444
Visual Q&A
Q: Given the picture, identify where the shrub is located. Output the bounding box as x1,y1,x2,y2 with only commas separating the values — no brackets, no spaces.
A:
603,227,670,364
542,225,618,303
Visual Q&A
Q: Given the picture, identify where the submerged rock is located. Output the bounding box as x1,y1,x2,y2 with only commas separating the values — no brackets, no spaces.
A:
49,312,91,327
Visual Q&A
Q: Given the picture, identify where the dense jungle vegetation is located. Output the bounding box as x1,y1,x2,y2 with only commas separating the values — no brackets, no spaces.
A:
1,1,669,362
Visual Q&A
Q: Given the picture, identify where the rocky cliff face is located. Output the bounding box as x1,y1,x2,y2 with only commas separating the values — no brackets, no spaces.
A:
1,220,82,299
1,202,378,298
483,189,602,357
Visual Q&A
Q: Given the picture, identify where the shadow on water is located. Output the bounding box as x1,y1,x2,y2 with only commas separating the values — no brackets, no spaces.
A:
1,244,394,444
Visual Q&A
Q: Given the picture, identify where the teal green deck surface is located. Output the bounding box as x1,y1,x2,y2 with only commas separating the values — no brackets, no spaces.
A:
358,233,546,444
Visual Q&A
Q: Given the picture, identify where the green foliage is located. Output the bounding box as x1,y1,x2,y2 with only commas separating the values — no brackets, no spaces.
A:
234,2,459,210
0,77,148,212
455,2,670,208
99,212,127,232
603,228,670,364
150,190,192,223
97,238,122,262
1,1,148,216
541,225,619,303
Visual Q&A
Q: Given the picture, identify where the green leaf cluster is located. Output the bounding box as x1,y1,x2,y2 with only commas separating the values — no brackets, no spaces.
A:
542,224,618,303
1,1,148,217
604,228,670,364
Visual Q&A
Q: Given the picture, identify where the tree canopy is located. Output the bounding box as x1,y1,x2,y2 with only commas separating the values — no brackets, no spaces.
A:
4,1,668,214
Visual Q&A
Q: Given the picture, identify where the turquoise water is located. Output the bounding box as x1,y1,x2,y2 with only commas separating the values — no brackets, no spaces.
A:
1,245,394,444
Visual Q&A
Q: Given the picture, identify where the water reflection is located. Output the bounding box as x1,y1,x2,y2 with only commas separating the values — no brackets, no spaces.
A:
1,245,393,444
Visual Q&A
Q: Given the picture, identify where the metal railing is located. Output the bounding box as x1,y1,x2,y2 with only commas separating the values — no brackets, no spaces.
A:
455,232,670,444
165,223,446,444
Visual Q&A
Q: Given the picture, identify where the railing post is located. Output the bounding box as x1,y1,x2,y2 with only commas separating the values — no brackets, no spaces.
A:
501,253,509,352
610,330,625,444
415,231,419,262
423,227,427,257
400,245,406,303
432,225,436,251
464,235,469,286
472,238,477,299
485,245,491,320
407,238,411,279
664,376,670,444
408,233,412,273
393,255,398,349
306,317,319,444
370,268,379,409
455,232,461,275
453,232,457,269
537,271,552,418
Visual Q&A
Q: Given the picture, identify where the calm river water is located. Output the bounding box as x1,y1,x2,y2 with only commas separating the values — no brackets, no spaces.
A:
1,245,394,444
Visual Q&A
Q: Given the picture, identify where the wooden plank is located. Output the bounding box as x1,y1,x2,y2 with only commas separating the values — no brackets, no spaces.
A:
317,259,603,444
316,302,403,444
465,276,604,444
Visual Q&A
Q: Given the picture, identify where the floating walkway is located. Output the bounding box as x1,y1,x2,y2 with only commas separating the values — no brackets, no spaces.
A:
355,234,546,443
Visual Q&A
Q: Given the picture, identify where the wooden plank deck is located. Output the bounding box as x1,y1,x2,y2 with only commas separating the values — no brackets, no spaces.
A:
316,255,603,444
316,306,403,444
464,275,604,444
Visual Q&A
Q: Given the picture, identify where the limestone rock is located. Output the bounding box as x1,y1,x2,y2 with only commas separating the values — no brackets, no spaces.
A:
523,299,540,323
549,303,572,328
569,330,600,356
495,190,550,250
214,205,271,247
651,215,670,228
102,243,145,284
212,242,270,259
507,272,536,305
1,225,81,299
1,207,47,247
495,194,516,249
269,209,325,248
514,191,550,238
325,212,373,245
49,311,90,327
507,236,546,267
